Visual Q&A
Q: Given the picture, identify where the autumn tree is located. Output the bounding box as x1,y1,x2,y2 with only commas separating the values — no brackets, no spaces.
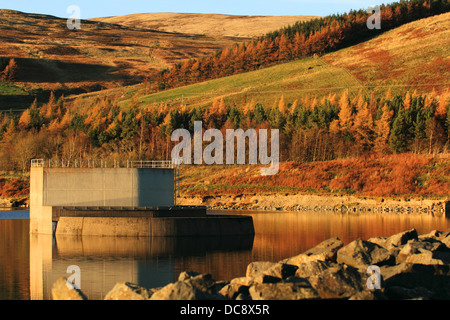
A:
374,104,393,154
0,58,17,81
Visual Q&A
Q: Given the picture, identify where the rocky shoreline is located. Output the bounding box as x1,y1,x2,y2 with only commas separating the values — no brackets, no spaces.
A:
52,228,450,300
179,194,449,216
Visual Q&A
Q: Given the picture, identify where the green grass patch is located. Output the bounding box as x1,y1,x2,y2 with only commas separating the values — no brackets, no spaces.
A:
0,82,28,96
120,57,361,109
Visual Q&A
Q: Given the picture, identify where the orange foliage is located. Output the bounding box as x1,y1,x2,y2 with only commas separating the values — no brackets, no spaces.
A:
184,154,450,198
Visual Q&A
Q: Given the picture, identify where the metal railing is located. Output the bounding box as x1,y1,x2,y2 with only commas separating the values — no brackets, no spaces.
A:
31,159,177,169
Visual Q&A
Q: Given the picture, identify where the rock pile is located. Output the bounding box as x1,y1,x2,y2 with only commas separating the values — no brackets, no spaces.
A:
52,228,450,300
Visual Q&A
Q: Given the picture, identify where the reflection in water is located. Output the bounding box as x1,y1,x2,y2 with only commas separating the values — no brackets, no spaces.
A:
248,211,450,262
0,218,29,300
32,234,254,300
1,210,450,300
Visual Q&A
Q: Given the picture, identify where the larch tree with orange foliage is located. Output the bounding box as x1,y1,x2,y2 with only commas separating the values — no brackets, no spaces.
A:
374,104,393,154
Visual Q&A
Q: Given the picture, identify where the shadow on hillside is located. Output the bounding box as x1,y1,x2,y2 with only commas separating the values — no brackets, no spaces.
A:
14,57,123,83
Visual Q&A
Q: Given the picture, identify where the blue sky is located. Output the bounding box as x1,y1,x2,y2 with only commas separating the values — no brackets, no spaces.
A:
2,0,391,19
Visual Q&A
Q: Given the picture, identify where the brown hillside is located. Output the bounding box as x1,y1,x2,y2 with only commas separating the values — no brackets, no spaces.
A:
91,12,318,38
323,12,450,96
0,9,246,105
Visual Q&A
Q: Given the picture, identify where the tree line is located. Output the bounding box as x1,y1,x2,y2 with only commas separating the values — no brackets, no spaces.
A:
0,89,448,171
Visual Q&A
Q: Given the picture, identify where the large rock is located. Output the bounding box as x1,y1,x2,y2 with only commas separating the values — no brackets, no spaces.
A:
384,286,434,300
219,277,252,300
246,261,277,278
151,272,225,300
150,281,210,300
307,264,365,299
245,261,297,283
404,251,449,265
284,237,344,266
178,271,224,296
249,281,320,300
380,263,450,299
295,260,331,279
336,239,394,270
104,282,154,300
385,229,418,250
418,230,442,241
441,234,450,249
396,239,450,264
51,277,88,300
368,229,419,251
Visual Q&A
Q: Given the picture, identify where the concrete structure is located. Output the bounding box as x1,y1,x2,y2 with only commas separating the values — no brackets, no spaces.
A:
30,159,254,237
30,161,176,235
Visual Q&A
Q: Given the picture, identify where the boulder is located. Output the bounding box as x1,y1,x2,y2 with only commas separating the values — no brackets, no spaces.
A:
294,260,332,279
263,263,299,280
384,286,434,300
104,282,154,300
367,236,388,248
249,281,320,300
396,239,450,264
151,272,225,300
150,281,210,300
307,264,365,299
404,251,449,265
441,235,450,249
336,239,394,270
245,261,297,283
178,271,201,281
385,229,418,250
51,277,88,300
380,262,450,299
418,230,442,241
284,237,344,266
180,272,224,296
246,261,277,278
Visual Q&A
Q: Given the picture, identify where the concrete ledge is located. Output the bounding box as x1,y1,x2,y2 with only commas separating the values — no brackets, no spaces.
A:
55,215,255,237
52,206,207,221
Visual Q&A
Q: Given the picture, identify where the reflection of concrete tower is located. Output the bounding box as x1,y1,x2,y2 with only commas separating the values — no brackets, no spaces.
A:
29,234,52,300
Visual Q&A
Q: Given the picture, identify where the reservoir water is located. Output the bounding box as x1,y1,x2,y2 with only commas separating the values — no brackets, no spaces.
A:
1,209,449,300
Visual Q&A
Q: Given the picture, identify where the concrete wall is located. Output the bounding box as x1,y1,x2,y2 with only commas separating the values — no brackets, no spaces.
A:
55,216,255,237
30,167,175,234
42,168,174,207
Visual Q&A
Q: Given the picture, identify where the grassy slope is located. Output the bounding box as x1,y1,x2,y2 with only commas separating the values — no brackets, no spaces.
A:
323,12,450,96
134,56,361,109
73,55,362,112
72,12,450,112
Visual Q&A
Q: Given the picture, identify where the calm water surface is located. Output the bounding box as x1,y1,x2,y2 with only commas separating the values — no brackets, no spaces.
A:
1,209,449,300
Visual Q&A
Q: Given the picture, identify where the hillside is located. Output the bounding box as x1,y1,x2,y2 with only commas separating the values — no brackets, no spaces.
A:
178,153,450,208
70,12,450,112
91,13,318,38
69,56,361,112
0,9,247,109
0,2,449,206
323,12,450,97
